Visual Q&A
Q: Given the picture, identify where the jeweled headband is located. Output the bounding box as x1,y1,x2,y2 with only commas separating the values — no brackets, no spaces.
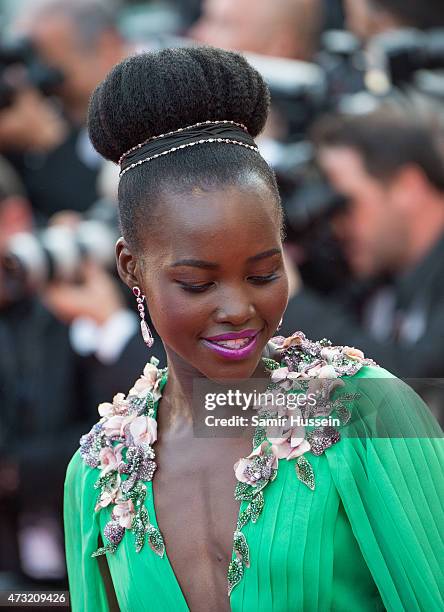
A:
118,120,260,177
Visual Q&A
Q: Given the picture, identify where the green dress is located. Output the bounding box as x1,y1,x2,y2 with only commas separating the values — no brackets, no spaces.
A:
64,337,444,612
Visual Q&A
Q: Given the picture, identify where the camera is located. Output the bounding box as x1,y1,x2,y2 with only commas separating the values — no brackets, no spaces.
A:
1,200,118,302
244,29,444,293
0,37,64,110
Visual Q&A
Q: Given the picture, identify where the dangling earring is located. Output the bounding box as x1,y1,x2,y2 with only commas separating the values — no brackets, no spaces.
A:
277,317,283,331
133,286,154,347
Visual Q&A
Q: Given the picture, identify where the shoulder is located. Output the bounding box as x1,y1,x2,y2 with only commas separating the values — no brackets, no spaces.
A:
66,356,167,556
75,356,167,472
263,331,442,435
264,330,378,379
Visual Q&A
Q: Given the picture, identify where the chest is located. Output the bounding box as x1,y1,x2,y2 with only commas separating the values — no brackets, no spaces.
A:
152,434,251,612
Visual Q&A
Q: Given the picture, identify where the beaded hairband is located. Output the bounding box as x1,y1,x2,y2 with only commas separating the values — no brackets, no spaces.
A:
118,120,260,178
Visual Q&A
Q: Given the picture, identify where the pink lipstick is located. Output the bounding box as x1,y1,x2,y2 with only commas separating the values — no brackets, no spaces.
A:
201,328,262,361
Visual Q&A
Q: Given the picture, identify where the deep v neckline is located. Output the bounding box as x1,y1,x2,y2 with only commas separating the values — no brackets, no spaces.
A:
150,373,239,611
146,479,191,610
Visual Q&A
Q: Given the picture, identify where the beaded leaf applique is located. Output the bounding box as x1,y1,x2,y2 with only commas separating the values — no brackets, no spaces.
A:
80,356,167,558
228,331,376,594
78,332,375,597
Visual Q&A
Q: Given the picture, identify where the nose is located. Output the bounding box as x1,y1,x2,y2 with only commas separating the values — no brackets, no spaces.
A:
213,285,257,327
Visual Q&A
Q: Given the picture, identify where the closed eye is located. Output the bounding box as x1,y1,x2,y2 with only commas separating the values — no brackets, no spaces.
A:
176,274,280,293
176,282,214,293
248,273,281,284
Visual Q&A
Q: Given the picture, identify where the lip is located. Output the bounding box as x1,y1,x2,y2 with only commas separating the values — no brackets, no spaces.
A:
203,328,261,341
200,328,263,361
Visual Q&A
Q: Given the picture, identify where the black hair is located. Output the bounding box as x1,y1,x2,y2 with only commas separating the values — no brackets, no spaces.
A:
369,0,444,29
312,110,444,193
88,46,282,251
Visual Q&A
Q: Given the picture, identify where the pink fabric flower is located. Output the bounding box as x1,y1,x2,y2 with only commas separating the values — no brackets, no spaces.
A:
273,437,311,460
281,332,305,349
270,366,289,382
320,347,341,363
112,393,130,414
94,475,121,511
113,499,135,529
268,408,311,460
99,443,124,476
98,393,130,418
103,415,126,438
342,346,365,361
129,363,160,398
286,370,308,380
304,362,323,377
234,441,279,485
98,401,114,418
318,364,339,379
129,415,157,446
269,335,286,347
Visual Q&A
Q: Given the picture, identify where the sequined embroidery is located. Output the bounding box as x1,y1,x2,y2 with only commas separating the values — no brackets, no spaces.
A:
78,333,376,596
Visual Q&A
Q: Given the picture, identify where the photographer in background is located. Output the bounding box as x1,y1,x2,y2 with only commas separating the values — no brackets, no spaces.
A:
281,109,444,382
4,0,128,221
188,0,323,61
0,180,163,585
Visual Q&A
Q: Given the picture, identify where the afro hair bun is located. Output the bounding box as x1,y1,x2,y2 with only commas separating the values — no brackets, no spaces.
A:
88,46,270,163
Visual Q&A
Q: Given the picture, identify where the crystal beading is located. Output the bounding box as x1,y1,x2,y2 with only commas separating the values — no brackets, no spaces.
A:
118,119,249,166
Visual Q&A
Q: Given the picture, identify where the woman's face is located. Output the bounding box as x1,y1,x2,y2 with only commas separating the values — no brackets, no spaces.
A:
118,177,289,381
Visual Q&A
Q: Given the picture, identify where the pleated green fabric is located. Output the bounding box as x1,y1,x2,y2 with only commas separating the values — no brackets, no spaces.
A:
64,365,444,611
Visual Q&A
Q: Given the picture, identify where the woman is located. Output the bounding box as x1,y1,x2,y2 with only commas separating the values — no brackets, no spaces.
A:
64,47,444,611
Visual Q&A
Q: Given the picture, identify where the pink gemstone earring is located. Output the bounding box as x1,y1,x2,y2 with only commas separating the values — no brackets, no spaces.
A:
133,286,154,347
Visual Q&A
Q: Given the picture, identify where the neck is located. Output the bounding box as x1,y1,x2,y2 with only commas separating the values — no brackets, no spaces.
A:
158,347,273,434
158,349,204,437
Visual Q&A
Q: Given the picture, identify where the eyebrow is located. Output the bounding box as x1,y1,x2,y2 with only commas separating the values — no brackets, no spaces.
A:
169,248,282,269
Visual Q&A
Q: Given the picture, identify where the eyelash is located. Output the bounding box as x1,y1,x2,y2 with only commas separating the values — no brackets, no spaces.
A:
177,274,280,293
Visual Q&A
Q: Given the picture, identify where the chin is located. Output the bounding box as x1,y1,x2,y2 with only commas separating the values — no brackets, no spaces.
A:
200,347,266,382
203,361,259,384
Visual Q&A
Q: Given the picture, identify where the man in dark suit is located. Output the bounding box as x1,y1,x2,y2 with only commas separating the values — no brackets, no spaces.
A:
282,110,444,387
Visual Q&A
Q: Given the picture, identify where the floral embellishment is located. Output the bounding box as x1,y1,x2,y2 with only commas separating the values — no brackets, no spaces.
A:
98,393,130,418
306,426,341,456
269,414,312,460
227,331,375,594
229,440,278,594
342,346,365,361
80,356,167,558
94,474,121,511
113,499,136,529
234,441,278,486
129,362,163,400
99,444,124,476
129,415,158,447
79,332,374,597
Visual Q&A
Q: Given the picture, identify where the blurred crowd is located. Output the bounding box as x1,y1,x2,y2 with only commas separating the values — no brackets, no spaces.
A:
0,0,443,591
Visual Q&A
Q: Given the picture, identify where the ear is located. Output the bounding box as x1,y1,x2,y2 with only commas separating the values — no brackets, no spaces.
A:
115,237,140,290
390,165,427,210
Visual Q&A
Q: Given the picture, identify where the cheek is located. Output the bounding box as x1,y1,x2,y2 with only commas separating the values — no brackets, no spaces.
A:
352,198,384,240
146,286,206,339
260,275,289,323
